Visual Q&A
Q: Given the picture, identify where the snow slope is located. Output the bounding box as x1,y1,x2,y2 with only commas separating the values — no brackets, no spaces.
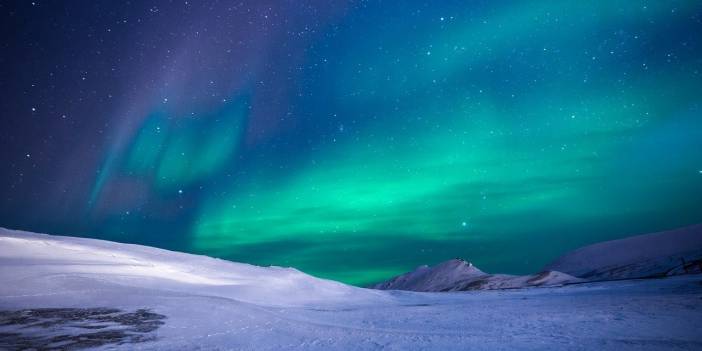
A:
370,259,583,292
2,227,702,350
0,228,383,307
545,224,702,280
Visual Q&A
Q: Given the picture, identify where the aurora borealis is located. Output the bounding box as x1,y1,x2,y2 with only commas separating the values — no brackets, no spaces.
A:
2,1,702,285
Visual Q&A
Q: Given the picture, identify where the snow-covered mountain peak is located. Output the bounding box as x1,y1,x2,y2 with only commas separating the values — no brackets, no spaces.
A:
434,258,482,273
370,259,490,292
374,224,702,292
371,259,583,292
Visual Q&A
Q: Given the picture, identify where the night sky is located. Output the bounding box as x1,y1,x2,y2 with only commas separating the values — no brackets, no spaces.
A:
2,1,702,285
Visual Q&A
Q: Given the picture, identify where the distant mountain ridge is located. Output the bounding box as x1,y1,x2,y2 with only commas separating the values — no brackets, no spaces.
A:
545,224,702,280
372,224,702,292
369,259,584,292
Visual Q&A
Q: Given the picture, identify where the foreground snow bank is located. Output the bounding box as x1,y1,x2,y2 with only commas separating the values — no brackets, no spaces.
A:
0,228,385,307
1,227,702,350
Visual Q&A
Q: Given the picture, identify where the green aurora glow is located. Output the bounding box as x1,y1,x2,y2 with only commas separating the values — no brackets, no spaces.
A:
69,1,702,285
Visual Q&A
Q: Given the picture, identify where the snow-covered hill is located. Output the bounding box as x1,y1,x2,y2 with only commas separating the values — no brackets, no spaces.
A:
545,224,702,280
0,227,382,307
370,259,583,292
2,227,702,350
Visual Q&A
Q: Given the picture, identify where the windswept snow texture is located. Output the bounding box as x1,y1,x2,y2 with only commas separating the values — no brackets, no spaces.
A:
545,224,702,281
370,259,584,292
0,308,165,349
1,228,702,350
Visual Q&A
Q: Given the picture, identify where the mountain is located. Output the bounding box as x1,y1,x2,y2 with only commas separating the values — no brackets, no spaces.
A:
545,224,702,281
2,227,702,350
370,259,583,292
372,225,702,292
369,259,486,291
